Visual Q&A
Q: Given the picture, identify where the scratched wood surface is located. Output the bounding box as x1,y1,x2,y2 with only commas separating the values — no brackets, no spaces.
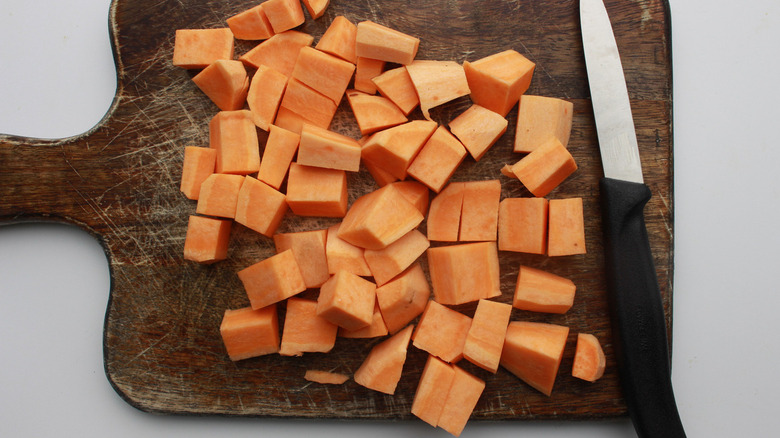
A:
0,0,672,420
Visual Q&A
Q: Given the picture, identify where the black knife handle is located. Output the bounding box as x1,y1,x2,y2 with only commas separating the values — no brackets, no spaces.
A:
600,177,686,438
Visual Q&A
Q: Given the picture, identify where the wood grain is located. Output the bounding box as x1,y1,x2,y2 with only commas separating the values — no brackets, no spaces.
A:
0,0,673,420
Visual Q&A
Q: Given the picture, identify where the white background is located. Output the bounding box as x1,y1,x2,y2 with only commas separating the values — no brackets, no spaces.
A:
1,0,779,436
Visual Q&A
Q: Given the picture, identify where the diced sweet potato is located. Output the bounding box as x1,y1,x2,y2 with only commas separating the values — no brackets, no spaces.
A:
173,28,234,69
364,229,430,285
195,173,245,219
257,124,299,190
227,4,274,41
354,57,385,94
180,146,216,200
316,15,357,63
514,95,574,153
497,197,548,254
273,229,329,288
463,49,535,117
426,182,465,242
372,66,419,115
273,106,311,134
427,242,501,305
240,30,314,76
317,270,377,331
448,104,508,161
337,184,425,250
406,126,467,193
291,46,356,104
262,0,306,34
355,20,419,65
437,366,485,437
411,355,455,427
301,0,330,20
304,369,349,385
279,79,338,129
183,215,231,264
412,300,472,363
280,297,338,356
459,179,501,242
375,263,430,334
220,305,279,361
234,175,288,237
507,138,577,197
247,65,288,131
238,249,307,310
462,299,512,373
388,181,429,216
325,223,372,276
296,123,362,171
547,197,586,256
406,60,470,120
209,110,260,175
339,301,388,338
513,265,576,314
346,90,407,136
286,163,348,217
572,333,606,382
500,321,569,396
353,324,414,394
192,59,249,111
363,158,398,187
361,120,438,180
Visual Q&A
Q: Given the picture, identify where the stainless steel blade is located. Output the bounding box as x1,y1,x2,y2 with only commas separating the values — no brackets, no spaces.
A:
580,0,644,183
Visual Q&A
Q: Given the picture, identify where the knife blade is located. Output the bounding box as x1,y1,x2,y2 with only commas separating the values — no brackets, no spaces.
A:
580,0,686,437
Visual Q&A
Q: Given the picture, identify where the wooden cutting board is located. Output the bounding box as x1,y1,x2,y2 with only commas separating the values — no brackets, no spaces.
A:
0,0,672,421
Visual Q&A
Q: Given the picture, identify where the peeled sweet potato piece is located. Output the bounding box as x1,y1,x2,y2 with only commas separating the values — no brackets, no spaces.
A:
364,229,430,286
180,146,216,200
297,123,362,172
339,301,388,339
406,60,470,120
304,370,349,385
427,182,465,242
240,30,314,76
572,333,606,382
247,65,288,131
317,270,377,331
514,95,574,153
547,197,586,256
316,16,358,64
285,163,348,217
173,28,234,69
462,299,512,373
227,4,274,41
448,104,508,161
507,138,577,197
257,124,299,190
426,242,501,305
513,265,576,314
410,355,455,427
354,324,414,394
497,197,548,254
500,321,569,396
406,126,467,193
361,120,437,180
412,300,472,363
238,249,307,310
183,215,231,264
463,49,535,117
291,46,355,104
263,0,306,34
209,110,260,175
437,366,485,437
372,66,419,115
234,175,288,237
325,223,372,277
346,90,407,136
301,0,330,20
273,229,329,288
375,263,430,334
354,57,386,94
459,179,501,242
355,20,419,65
192,59,249,111
280,297,338,356
220,305,279,361
196,173,244,219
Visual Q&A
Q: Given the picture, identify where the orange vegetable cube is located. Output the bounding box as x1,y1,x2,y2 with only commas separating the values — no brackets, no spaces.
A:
459,179,501,242
498,197,549,254
508,138,577,197
354,57,386,94
412,300,472,363
361,120,437,180
339,301,388,339
426,182,465,242
355,20,419,65
406,126,467,193
192,59,249,111
262,0,305,34
363,158,398,187
448,104,508,161
462,299,512,373
304,370,349,385
273,229,329,288
247,64,288,131
209,110,260,175
195,173,244,219
301,0,330,20
239,30,314,76
325,223,372,277
272,106,311,134
297,123,362,172
285,163,348,217
257,124,299,190
172,28,234,69
572,333,606,382
375,263,430,334
547,197,586,256
234,176,288,237
410,355,456,427
317,270,377,331
180,146,216,200
291,46,356,104
364,229,430,285
279,297,338,356
513,265,576,314
388,180,429,216
315,16,357,64
237,249,307,310
406,60,470,120
226,4,274,41
346,90,407,136
514,95,574,153
426,242,501,305
219,305,280,361
353,324,414,395
437,366,485,437
372,66,419,115
279,79,338,129
463,49,535,117
501,321,569,396
183,215,231,264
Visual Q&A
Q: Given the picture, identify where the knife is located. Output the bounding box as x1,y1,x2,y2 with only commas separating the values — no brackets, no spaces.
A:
579,0,686,437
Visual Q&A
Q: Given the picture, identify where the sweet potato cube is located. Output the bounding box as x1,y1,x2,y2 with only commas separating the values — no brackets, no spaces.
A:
346,90,407,136
411,355,456,427
448,104,508,161
361,120,438,180
355,20,419,65
304,369,349,384
388,181,429,216
364,229,430,286
291,46,356,104
501,321,569,396
257,124,299,190
280,297,338,356
354,57,385,94
239,30,314,76
301,0,330,20
183,215,231,264
354,324,414,394
406,60,470,120
220,305,279,361
513,265,576,313
375,263,430,334
263,0,305,34
297,123,361,171
285,163,348,217
273,106,311,134
315,15,357,63
195,173,244,219
192,59,249,111
547,198,586,256
180,146,216,200
427,182,465,242
247,65,288,131
337,184,425,250
427,242,501,305
407,126,467,193
209,110,260,175
412,300,472,363
280,79,338,129
508,138,577,197
463,49,535,117
363,158,398,187
572,333,606,382
339,301,388,338
326,223,372,276
498,197,548,254
463,299,512,373
173,28,234,69
273,229,329,288
234,176,288,237
514,95,574,153
459,179,501,242
438,366,486,437
317,270,377,331
238,249,307,310
372,66,419,115
227,4,274,41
